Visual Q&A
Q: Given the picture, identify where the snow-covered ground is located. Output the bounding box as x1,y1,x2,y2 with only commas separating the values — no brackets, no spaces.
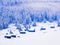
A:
0,22,60,45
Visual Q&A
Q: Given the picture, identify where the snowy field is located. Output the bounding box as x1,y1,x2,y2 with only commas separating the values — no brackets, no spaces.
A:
0,22,60,45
